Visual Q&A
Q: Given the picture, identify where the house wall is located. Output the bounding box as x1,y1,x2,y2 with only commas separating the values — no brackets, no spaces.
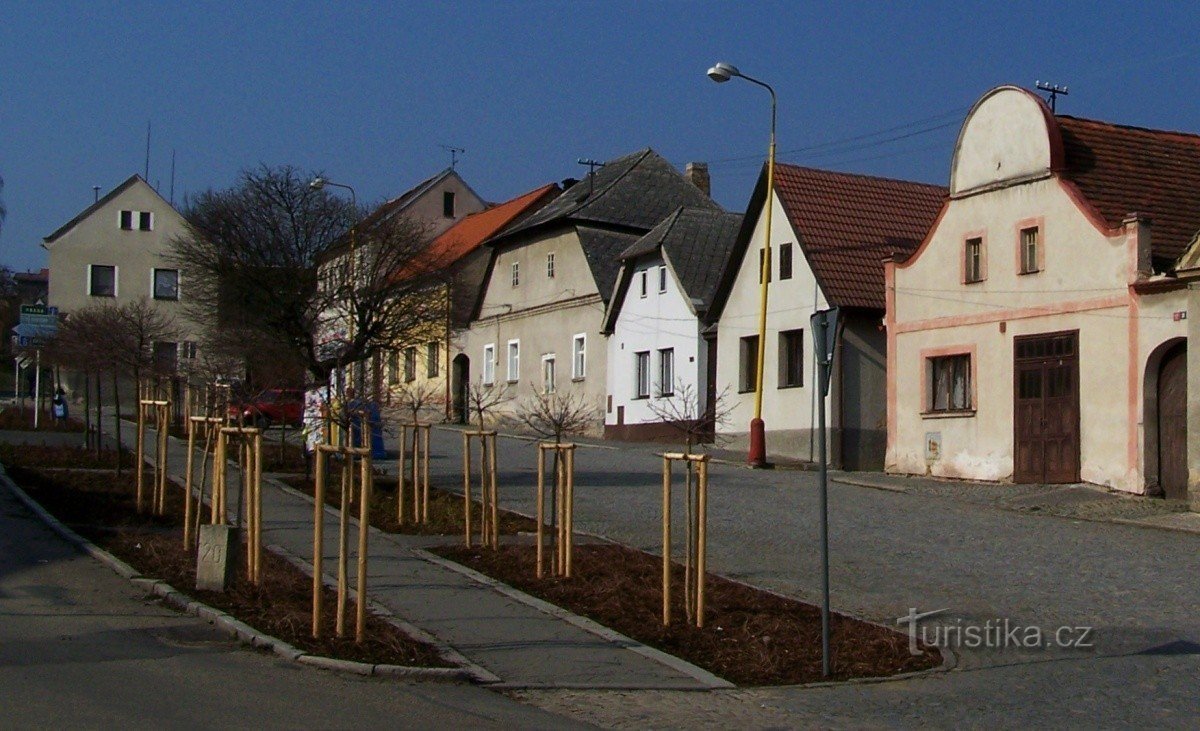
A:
405,174,486,241
838,312,888,470
605,253,702,439
715,194,832,462
888,168,1188,492
45,179,202,349
461,227,607,426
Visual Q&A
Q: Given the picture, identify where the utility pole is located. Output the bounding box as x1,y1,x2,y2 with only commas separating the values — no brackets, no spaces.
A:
1035,80,1069,113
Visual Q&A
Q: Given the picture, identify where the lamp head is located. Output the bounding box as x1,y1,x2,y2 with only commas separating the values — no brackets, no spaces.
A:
707,62,739,83
308,177,327,191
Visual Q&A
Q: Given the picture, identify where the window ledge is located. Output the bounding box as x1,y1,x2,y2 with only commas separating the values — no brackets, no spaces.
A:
632,395,650,401
963,279,985,285
921,409,976,419
737,387,754,394
571,377,586,383
777,383,803,390
506,379,519,385
1017,269,1041,276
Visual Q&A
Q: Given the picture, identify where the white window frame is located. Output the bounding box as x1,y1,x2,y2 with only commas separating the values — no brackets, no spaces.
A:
658,266,667,294
506,339,520,383
635,351,651,399
511,262,520,287
546,252,555,278
657,347,674,397
179,341,197,360
571,333,586,380
139,211,154,231
87,264,118,297
541,354,556,394
639,269,648,298
483,343,496,385
152,268,180,301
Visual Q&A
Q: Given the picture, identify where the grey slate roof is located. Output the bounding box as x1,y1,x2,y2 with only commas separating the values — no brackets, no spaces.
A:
496,148,720,241
577,226,642,299
603,207,743,332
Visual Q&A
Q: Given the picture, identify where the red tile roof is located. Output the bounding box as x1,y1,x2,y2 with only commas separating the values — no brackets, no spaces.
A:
407,183,559,275
1056,115,1200,265
774,164,946,309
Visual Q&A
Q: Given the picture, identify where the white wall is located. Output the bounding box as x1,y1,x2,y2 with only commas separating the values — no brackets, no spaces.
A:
606,253,701,426
715,193,830,459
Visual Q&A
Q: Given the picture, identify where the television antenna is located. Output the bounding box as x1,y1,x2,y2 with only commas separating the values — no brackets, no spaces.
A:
440,145,465,170
1035,81,1069,113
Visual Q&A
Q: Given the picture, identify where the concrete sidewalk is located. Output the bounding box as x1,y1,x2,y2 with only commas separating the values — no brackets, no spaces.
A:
102,422,726,690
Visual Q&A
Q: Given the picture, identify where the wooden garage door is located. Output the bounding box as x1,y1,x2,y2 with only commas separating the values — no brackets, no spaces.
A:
1158,343,1187,500
1014,331,1080,484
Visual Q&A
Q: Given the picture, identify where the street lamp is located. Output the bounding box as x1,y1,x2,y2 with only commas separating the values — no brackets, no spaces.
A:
707,61,777,467
309,176,362,410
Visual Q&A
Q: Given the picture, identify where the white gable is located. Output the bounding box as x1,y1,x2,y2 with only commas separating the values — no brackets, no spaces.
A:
950,86,1058,196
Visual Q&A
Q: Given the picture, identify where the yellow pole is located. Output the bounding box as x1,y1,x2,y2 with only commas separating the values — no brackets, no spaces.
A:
312,447,326,638
697,457,708,628
662,456,671,626
356,452,371,643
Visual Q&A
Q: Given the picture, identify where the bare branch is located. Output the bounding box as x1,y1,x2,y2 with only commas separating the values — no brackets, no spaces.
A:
513,387,598,443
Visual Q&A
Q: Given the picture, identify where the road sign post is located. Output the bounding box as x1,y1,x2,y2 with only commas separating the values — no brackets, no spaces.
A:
810,306,840,678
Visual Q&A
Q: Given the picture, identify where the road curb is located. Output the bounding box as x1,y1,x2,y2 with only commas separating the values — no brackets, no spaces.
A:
0,461,479,684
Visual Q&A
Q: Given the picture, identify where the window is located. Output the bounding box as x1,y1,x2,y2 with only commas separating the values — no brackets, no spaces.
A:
511,262,520,287
483,344,496,385
779,329,804,388
572,333,586,379
89,265,116,297
779,243,793,280
657,348,674,397
153,341,177,374
443,191,455,218
1020,227,1039,274
738,335,759,392
928,354,972,412
139,211,153,231
153,268,179,300
388,350,400,383
639,269,648,298
404,346,417,382
546,253,555,278
658,266,667,294
179,341,197,360
758,248,771,283
506,340,520,382
634,351,651,398
119,210,152,230
964,237,984,283
119,210,133,230
426,342,439,378
542,355,556,394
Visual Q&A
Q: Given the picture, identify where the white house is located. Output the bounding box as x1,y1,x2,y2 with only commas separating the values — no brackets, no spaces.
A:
710,163,945,468
601,207,742,441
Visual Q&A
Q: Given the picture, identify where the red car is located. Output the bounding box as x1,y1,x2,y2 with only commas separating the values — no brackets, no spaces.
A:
230,389,304,428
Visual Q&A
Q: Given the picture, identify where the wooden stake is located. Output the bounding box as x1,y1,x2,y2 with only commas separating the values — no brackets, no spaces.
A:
411,425,419,523
356,453,371,643
462,432,472,548
662,456,671,626
336,456,350,638
536,445,545,579
565,445,574,578
253,431,263,584
422,426,431,523
478,434,488,547
697,457,708,628
312,447,326,638
396,425,406,525
136,398,146,513
488,433,499,549
184,417,195,549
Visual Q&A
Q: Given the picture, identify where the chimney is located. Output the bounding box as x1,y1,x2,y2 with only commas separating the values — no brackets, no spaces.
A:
684,162,710,197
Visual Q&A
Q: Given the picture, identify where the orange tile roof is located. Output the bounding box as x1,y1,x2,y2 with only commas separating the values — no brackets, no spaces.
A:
412,183,560,273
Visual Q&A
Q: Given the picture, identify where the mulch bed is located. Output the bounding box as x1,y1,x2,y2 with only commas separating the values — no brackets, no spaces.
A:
279,474,539,536
433,543,939,686
4,460,448,668
0,443,133,470
0,405,85,432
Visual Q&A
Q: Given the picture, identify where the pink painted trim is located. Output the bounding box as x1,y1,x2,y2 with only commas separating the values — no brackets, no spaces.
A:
894,295,1126,334
1013,216,1045,275
1126,232,1141,475
919,343,977,413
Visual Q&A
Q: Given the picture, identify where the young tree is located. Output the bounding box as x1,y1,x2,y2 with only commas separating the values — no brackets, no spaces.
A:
514,387,597,445
171,165,451,423
645,380,733,455
464,378,513,432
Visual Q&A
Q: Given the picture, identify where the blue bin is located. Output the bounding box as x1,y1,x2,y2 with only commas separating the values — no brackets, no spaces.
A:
348,401,387,460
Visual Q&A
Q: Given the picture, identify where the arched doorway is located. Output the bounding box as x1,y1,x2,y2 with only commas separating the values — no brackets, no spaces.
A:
451,354,469,424
1158,342,1187,499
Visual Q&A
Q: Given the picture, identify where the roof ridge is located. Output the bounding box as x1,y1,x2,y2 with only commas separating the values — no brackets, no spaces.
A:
1057,114,1200,143
776,161,948,191
580,147,654,206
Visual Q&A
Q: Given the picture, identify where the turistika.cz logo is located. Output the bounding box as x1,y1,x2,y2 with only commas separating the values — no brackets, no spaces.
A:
896,608,1095,656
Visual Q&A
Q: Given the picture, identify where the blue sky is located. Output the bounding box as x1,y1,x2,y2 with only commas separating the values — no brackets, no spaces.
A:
2,1,1198,273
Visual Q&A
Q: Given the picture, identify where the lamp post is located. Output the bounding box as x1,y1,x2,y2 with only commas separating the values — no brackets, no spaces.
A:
708,61,776,467
309,176,360,416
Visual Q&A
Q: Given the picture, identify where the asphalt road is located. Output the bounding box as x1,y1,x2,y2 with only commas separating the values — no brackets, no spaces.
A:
0,474,586,730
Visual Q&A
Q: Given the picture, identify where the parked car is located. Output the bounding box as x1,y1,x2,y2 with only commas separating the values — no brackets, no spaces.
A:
229,388,304,428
